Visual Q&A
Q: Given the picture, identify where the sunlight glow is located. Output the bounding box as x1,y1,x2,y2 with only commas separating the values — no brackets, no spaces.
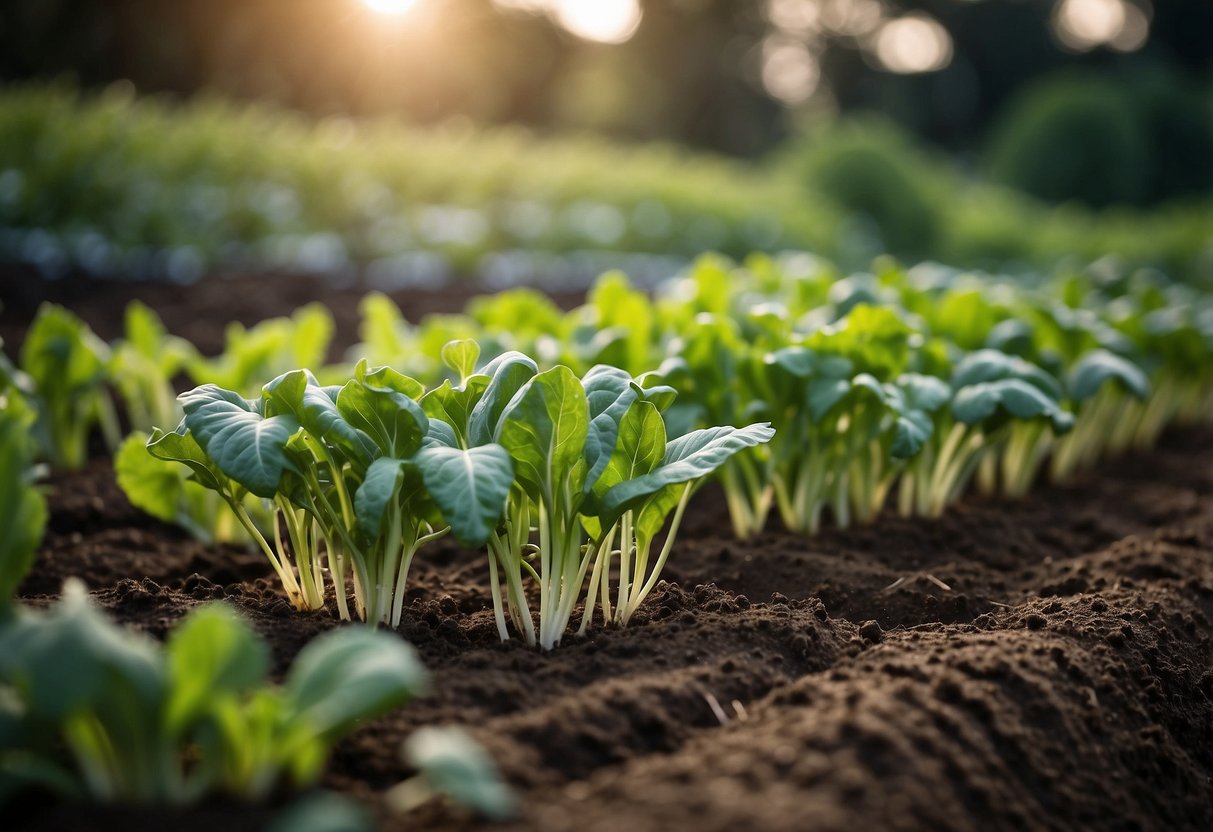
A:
762,36,821,104
362,0,418,15
872,14,953,74
552,0,643,45
1052,0,1150,52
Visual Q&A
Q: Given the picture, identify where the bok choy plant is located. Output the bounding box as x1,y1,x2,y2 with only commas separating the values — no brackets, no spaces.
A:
109,301,196,435
12,304,120,470
487,363,772,649
0,396,45,620
0,587,426,806
901,350,1074,514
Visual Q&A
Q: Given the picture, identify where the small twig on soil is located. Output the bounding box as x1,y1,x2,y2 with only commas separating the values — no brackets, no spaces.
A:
881,572,953,594
704,693,730,726
731,699,749,722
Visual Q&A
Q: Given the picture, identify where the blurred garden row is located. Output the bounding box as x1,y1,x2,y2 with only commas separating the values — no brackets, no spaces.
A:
0,82,1209,288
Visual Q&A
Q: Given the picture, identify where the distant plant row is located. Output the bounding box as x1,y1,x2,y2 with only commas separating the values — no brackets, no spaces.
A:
0,86,1209,284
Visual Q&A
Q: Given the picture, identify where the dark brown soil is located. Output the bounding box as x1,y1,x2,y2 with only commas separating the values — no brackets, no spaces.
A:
5,268,1213,831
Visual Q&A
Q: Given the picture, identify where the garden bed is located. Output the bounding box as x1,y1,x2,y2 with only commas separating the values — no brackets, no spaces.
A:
6,268,1213,831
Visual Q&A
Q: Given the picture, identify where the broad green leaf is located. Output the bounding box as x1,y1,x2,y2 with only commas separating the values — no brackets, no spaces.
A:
495,366,589,502
165,604,269,734
952,379,1073,433
598,422,774,528
147,424,226,493
265,370,376,467
415,445,514,547
582,366,640,494
0,582,164,721
20,303,110,397
356,359,425,401
897,374,951,412
181,385,299,498
952,349,1063,400
441,340,480,382
421,376,490,446
1068,350,1149,401
593,400,666,497
0,408,45,605
354,458,407,537
115,431,183,523
336,380,428,459
890,410,934,459
467,352,538,446
806,372,883,421
402,727,517,821
285,628,428,739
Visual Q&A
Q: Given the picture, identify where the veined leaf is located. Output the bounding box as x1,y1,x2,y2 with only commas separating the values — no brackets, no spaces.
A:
181,385,299,498
336,379,428,459
598,422,774,528
467,352,538,447
416,445,514,547
353,458,407,538
496,366,589,503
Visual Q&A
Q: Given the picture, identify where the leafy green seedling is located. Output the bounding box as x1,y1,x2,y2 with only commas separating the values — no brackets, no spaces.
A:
16,304,120,469
391,726,516,821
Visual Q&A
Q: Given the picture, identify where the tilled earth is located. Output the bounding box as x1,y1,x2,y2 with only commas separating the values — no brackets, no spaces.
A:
5,268,1213,831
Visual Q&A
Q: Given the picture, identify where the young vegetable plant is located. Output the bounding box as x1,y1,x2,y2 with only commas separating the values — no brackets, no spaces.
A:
489,363,772,649
14,304,121,469
0,586,427,806
899,350,1074,515
391,726,517,821
109,301,196,435
1048,349,1150,482
116,430,265,545
188,303,335,395
0,396,45,620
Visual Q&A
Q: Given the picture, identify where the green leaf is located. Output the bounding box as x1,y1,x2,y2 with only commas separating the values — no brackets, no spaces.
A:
164,604,269,734
20,303,110,397
416,445,514,547
441,340,481,382
890,410,933,459
0,408,45,605
421,376,489,446
181,385,299,498
267,792,374,832
952,379,1074,433
495,365,589,502
467,352,538,447
336,379,428,459
0,581,164,722
592,400,666,497
116,431,184,523
598,422,774,528
402,727,517,821
284,628,428,740
952,349,1063,400
146,423,226,493
265,370,376,467
354,458,407,538
582,366,641,494
1068,350,1150,401
356,359,426,401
